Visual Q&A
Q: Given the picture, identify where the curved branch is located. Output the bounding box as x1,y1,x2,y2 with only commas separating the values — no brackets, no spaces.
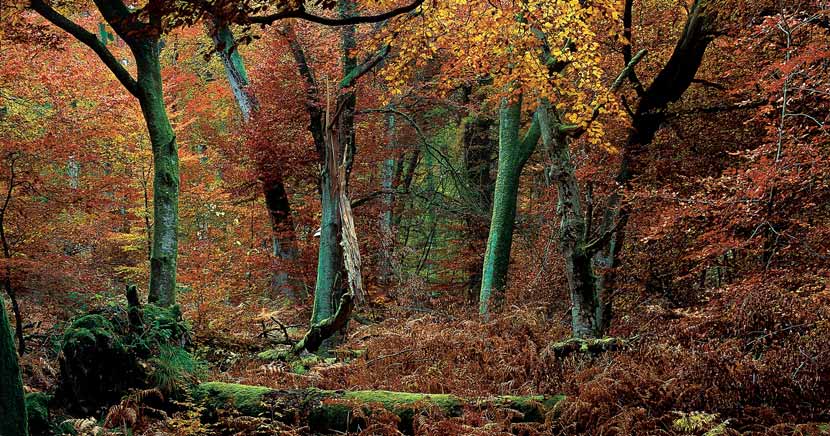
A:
30,0,139,96
248,0,424,26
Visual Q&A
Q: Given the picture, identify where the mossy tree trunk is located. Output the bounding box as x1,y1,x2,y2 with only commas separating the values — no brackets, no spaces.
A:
0,291,27,436
31,0,181,307
479,95,540,316
537,101,606,338
312,0,357,326
210,20,257,122
133,41,180,307
192,382,562,434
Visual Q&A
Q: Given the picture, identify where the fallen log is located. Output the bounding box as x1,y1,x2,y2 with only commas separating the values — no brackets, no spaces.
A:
545,337,626,358
192,382,562,433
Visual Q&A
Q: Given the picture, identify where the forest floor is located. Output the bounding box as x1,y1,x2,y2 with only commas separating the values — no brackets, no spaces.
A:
16,282,830,435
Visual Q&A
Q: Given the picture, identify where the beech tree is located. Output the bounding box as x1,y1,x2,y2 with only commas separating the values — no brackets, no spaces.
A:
208,21,300,297
374,0,622,314
551,0,721,337
29,0,180,306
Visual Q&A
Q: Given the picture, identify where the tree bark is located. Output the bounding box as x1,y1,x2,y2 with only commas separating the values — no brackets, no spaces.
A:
133,40,180,307
209,20,257,122
479,96,538,315
0,288,27,436
311,0,357,325
210,21,300,298
1,154,24,354
460,114,496,298
588,0,717,335
547,0,717,337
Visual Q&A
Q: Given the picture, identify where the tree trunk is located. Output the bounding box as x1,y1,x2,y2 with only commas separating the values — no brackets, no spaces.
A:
133,39,179,307
1,156,24,354
193,382,562,434
210,20,257,122
0,290,27,436
460,115,496,299
378,112,396,287
211,22,299,299
586,0,716,335
312,172,345,324
311,0,357,326
479,97,535,315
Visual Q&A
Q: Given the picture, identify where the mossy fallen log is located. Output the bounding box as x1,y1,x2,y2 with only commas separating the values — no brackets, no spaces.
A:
192,382,562,433
546,337,626,358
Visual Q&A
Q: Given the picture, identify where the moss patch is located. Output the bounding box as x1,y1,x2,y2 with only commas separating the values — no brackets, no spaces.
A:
25,392,51,434
192,382,274,416
192,382,563,433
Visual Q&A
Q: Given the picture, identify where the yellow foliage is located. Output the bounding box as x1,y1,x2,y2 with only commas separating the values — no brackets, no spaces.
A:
374,0,626,148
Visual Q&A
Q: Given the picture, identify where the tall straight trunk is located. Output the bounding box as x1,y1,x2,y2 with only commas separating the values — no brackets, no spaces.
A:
134,40,179,307
378,112,396,286
0,291,27,436
30,0,181,307
479,96,538,315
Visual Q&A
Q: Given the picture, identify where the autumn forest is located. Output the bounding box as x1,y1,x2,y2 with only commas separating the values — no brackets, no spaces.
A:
0,0,829,434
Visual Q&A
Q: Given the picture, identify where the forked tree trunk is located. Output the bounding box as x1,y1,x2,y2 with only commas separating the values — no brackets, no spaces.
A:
545,0,716,338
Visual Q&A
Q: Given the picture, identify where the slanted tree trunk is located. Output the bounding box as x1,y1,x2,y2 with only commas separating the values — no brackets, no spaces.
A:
0,288,27,436
209,20,257,122
210,21,300,299
479,96,539,315
585,0,717,336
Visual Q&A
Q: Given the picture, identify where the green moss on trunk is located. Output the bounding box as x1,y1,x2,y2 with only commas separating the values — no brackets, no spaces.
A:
133,38,179,308
24,392,50,435
0,294,27,436
479,96,537,315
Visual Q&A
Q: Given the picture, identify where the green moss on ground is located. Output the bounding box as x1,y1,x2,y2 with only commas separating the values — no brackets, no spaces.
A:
25,392,51,434
192,382,274,416
257,348,290,361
